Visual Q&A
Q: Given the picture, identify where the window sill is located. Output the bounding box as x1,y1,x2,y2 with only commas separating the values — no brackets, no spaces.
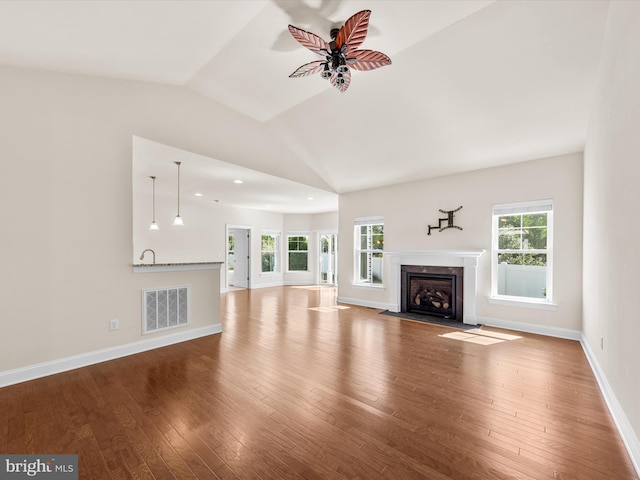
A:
489,296,557,310
352,283,385,290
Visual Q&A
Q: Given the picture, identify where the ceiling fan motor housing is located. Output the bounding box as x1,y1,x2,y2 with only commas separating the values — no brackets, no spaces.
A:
327,38,349,83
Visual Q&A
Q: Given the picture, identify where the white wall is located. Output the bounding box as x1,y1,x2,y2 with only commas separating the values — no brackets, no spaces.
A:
338,153,583,333
0,65,305,374
583,0,640,463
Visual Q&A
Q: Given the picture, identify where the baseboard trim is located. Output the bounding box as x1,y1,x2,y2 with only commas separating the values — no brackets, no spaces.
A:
0,324,223,388
337,303,584,340
580,335,640,477
251,281,284,289
476,315,582,340
337,296,391,311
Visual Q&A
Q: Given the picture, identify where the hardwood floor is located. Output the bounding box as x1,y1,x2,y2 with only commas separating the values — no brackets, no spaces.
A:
1,285,637,479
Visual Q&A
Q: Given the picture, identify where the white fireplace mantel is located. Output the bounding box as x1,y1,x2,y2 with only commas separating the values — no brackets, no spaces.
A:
386,249,485,325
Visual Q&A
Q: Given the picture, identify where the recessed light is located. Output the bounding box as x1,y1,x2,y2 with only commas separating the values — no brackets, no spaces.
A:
307,197,314,200
234,179,243,184
194,193,203,197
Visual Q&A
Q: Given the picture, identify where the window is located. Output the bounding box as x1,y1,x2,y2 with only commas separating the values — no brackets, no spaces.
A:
354,218,384,285
227,234,235,271
492,201,553,302
261,233,279,273
287,235,309,271
319,233,337,284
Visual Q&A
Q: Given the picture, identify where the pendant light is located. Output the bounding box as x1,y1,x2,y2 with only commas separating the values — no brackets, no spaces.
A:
173,161,184,226
149,176,159,231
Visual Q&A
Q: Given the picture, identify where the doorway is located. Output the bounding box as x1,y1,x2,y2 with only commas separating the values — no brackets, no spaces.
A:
227,226,251,289
319,233,337,285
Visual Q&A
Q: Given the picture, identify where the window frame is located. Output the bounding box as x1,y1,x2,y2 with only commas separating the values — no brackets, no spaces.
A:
286,234,310,272
491,200,554,304
353,217,384,286
260,232,280,274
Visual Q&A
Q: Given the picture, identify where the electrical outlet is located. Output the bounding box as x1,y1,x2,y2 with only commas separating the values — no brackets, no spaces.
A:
110,319,119,331
600,336,604,350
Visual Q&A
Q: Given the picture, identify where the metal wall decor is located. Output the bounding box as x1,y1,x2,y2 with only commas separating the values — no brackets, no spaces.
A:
427,206,463,235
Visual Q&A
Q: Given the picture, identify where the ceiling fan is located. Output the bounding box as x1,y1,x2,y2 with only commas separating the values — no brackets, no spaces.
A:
288,9,391,92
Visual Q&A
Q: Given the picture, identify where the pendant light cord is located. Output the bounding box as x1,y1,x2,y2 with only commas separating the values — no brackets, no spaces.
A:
149,175,159,230
151,176,156,222
173,161,184,225
176,162,181,216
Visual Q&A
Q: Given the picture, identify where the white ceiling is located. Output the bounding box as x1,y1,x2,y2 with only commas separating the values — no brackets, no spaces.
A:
0,0,609,213
133,136,339,214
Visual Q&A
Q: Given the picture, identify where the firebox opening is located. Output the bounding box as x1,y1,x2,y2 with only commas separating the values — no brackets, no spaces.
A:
401,265,464,322
408,273,455,318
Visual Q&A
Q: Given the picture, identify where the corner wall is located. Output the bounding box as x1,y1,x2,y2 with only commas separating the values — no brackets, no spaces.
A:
583,1,640,470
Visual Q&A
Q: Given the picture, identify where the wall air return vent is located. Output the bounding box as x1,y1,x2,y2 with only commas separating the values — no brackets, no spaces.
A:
142,286,189,334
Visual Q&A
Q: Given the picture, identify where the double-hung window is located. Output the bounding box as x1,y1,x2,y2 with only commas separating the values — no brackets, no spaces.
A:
287,235,309,271
261,232,280,273
354,217,384,285
492,200,553,302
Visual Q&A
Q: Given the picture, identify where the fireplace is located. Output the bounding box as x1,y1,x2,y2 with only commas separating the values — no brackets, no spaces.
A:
386,250,485,325
401,265,463,321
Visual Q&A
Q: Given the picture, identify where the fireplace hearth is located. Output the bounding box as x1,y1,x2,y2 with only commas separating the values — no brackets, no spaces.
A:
401,265,464,322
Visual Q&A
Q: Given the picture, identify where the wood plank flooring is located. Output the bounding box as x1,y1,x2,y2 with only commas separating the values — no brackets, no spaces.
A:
1,285,637,479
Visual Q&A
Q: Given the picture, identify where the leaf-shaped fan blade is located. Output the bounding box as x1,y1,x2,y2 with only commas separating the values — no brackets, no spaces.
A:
288,25,330,55
335,10,371,53
289,61,326,78
348,50,392,71
330,70,351,93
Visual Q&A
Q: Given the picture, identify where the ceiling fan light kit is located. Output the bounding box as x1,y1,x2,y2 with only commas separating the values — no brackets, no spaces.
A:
288,10,391,92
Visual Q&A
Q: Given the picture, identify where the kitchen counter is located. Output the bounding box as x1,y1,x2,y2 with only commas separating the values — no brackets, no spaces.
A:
132,262,223,274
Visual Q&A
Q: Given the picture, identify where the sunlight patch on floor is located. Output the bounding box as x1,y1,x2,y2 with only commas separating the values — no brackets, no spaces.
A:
439,329,522,345
467,328,522,341
308,305,350,312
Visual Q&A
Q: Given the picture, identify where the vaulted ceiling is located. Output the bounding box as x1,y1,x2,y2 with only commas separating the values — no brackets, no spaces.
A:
0,1,609,213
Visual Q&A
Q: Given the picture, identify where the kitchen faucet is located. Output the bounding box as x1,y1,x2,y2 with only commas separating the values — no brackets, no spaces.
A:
139,249,156,264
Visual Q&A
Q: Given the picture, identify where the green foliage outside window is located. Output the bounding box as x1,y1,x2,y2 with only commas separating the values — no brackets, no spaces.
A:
357,223,384,284
227,235,235,271
360,224,384,250
261,234,278,273
497,213,547,266
493,203,552,300
288,236,308,271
